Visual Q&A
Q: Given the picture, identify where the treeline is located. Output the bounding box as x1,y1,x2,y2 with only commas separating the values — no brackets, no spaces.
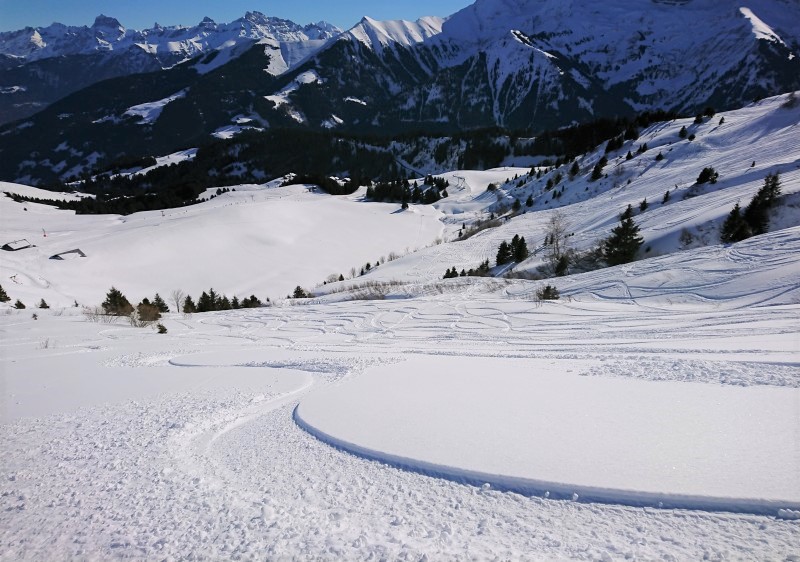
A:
525,109,677,160
182,289,264,313
282,174,364,195
366,175,449,205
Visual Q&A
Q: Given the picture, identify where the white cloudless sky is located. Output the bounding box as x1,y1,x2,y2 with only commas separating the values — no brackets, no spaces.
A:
0,0,472,32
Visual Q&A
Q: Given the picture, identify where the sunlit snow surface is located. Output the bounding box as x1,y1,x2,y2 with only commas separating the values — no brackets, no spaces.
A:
1,226,799,559
1,94,800,559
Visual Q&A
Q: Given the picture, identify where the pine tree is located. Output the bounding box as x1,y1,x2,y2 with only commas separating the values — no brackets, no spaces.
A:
231,296,240,309
639,198,648,212
38,299,49,309
152,293,169,313
591,156,608,181
662,190,670,203
512,236,529,262
621,204,634,220
496,240,512,265
102,287,133,316
525,194,533,207
0,284,9,303
197,291,212,313
696,167,718,184
720,203,751,243
14,299,25,309
743,172,782,235
183,295,197,313
569,161,580,179
512,198,521,212
679,125,688,139
603,216,644,266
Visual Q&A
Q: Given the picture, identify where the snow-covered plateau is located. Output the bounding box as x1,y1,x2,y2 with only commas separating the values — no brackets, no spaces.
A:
1,95,799,559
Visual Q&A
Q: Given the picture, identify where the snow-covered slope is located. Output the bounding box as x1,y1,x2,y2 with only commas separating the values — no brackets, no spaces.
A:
344,16,444,53
1,94,799,560
0,182,444,307
360,92,800,286
1,93,798,308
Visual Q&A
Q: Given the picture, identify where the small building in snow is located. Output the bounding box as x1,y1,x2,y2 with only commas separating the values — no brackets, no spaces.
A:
1,239,33,251
49,249,87,260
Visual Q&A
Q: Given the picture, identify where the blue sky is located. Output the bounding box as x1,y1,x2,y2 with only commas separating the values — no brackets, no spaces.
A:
0,1,472,32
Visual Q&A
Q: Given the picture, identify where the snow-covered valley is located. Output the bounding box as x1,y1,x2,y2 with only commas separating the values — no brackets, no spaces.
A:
1,95,799,559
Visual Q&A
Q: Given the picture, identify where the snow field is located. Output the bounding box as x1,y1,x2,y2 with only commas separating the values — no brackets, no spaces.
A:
0,183,445,308
1,272,798,559
296,355,800,513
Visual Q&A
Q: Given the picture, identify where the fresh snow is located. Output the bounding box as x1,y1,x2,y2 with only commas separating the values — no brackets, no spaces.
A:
297,354,799,513
739,6,787,46
1,93,799,560
0,183,444,306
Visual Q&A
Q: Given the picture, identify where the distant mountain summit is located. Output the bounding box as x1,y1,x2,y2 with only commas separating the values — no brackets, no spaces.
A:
284,0,800,132
0,12,342,124
1,0,799,185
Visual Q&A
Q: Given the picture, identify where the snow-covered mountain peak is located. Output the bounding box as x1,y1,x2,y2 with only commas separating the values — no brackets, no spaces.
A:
344,15,444,52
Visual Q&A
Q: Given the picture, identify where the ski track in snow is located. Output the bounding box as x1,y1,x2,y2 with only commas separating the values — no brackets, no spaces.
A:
1,290,799,560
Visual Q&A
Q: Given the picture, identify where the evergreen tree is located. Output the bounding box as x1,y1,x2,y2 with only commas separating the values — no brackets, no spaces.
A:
512,199,522,212
525,194,533,207
569,160,580,178
591,156,608,181
603,216,644,266
655,152,664,161
231,296,240,309
14,299,25,309
537,284,560,300
639,198,648,212
696,167,718,184
513,236,529,262
662,190,670,203
183,295,197,313
0,284,9,303
219,296,231,310
197,291,212,313
679,125,688,139
621,204,634,220
152,293,169,313
719,203,751,243
496,240,512,265
743,172,782,235
293,286,309,299
38,299,50,309
554,254,570,277
102,287,133,316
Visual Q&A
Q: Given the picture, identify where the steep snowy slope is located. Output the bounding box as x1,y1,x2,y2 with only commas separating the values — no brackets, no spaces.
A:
359,92,800,286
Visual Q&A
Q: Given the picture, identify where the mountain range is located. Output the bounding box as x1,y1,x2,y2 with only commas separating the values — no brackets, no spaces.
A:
0,12,342,124
1,0,799,185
